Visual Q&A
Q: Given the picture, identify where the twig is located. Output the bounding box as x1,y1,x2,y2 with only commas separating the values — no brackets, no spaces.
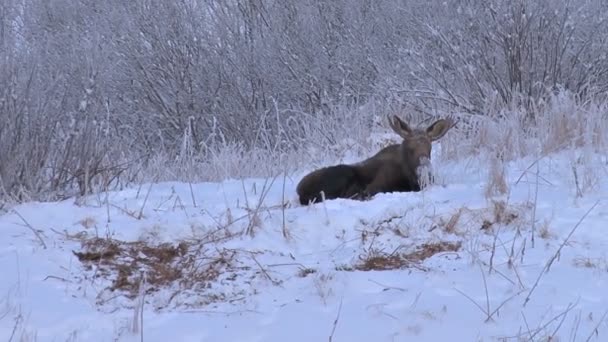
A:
12,209,47,249
140,275,145,342
265,262,309,268
489,225,500,273
328,297,343,342
454,263,524,323
550,301,575,339
521,312,534,341
570,310,582,342
8,313,23,342
530,161,540,248
132,272,146,341
409,291,423,310
43,275,71,283
481,263,491,321
243,174,279,236
367,279,407,292
453,287,488,317
486,289,526,323
188,181,197,208
585,309,608,342
572,164,583,198
524,200,600,306
528,300,578,341
281,171,290,240
154,187,176,211
172,195,186,212
514,141,571,186
110,203,139,219
502,301,578,341
240,179,253,233
105,180,111,224
495,233,526,289
135,183,144,199
137,182,154,220
250,254,280,286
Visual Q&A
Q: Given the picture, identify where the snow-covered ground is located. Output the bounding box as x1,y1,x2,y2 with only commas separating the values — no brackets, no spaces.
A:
1,149,608,341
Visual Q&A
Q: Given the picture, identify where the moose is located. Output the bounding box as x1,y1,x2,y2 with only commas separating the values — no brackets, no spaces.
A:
296,115,455,205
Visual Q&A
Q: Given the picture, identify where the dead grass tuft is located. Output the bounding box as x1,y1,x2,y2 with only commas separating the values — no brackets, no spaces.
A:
441,208,464,234
74,238,202,293
297,267,317,278
479,201,522,233
538,219,553,240
78,217,97,229
74,240,122,262
356,253,408,271
492,200,519,225
73,236,249,309
354,241,462,271
485,153,509,198
572,256,608,271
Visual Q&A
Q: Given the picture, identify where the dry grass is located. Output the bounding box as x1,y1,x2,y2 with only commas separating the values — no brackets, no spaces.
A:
538,219,554,240
478,200,523,233
572,257,608,271
353,241,462,271
297,267,317,278
484,153,509,198
73,236,255,310
570,150,603,198
313,272,335,305
77,217,97,229
442,208,464,234
491,200,520,226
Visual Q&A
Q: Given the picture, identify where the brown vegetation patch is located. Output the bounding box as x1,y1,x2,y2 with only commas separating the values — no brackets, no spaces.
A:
572,256,608,271
354,241,462,271
478,201,524,232
297,267,317,278
73,237,247,309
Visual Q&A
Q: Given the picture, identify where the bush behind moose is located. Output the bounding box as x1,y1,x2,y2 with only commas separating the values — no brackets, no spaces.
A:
2,0,608,203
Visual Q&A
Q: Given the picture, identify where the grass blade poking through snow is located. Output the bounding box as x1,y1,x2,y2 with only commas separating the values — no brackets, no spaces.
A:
585,309,608,342
12,209,47,249
328,297,343,342
524,200,601,307
281,171,291,241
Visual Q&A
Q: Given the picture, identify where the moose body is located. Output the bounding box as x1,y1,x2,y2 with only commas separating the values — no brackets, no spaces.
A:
296,115,454,205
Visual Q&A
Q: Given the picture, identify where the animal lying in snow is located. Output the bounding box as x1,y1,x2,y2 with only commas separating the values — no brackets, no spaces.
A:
296,115,455,205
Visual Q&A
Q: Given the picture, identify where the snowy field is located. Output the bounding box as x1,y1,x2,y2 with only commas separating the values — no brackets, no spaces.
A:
1,148,608,341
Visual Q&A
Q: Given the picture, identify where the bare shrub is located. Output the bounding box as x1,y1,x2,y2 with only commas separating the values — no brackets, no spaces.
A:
385,1,608,116
2,0,608,204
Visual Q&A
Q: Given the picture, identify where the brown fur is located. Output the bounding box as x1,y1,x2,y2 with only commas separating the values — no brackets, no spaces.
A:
296,115,455,205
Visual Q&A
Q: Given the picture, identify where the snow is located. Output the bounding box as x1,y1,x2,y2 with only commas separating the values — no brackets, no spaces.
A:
1,150,608,341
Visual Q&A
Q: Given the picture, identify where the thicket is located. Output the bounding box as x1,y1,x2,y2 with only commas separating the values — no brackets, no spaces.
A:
1,0,607,203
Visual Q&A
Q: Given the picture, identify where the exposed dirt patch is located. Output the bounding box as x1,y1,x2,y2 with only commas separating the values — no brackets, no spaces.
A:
354,241,462,271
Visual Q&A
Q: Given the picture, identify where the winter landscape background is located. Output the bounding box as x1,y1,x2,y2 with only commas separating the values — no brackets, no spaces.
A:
2,1,608,341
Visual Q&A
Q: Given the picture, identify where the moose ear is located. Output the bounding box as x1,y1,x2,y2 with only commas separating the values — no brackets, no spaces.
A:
426,118,454,141
387,115,413,139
